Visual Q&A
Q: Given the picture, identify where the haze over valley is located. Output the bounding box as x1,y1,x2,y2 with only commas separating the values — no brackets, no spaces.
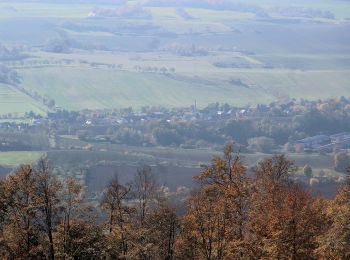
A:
0,1,350,258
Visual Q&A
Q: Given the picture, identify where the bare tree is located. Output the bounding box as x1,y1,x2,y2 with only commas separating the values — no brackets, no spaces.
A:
132,165,157,225
101,174,131,258
34,157,62,260
60,176,84,258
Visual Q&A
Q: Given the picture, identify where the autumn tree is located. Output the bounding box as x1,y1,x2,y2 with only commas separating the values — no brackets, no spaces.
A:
178,188,228,260
124,165,181,260
316,175,350,259
0,178,8,231
143,202,179,260
1,151,348,260
249,155,324,259
0,158,103,260
52,172,107,260
0,165,44,259
128,165,160,259
53,218,106,259
54,176,85,259
100,175,132,259
178,144,251,259
100,167,179,260
0,179,7,258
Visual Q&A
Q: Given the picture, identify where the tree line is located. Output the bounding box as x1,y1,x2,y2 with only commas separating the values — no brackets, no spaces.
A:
0,145,349,259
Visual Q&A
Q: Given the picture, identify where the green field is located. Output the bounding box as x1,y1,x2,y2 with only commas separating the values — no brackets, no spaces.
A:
18,66,274,109
0,151,43,167
16,62,350,110
0,83,47,115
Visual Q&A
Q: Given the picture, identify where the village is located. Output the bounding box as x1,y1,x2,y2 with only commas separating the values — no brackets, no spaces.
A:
1,97,349,155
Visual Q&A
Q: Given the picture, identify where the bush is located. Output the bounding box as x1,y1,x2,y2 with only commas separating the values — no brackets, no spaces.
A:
247,136,275,153
303,164,313,178
153,128,182,146
334,152,350,173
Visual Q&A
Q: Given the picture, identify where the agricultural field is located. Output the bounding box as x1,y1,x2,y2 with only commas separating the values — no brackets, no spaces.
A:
18,66,273,109
0,0,349,115
0,151,43,167
0,83,47,115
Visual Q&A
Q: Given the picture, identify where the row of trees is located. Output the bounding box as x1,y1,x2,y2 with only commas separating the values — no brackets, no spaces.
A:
0,65,20,85
0,146,349,259
0,158,178,259
0,43,28,61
